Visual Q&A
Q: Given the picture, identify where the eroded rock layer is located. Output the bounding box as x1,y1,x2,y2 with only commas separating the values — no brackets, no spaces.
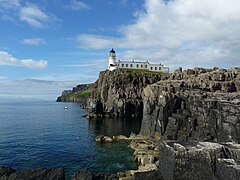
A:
140,67,240,143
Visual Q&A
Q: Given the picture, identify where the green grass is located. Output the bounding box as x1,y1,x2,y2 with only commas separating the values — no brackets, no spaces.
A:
67,89,93,98
120,68,164,74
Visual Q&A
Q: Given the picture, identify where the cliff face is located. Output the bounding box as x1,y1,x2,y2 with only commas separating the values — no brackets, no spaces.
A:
87,70,167,117
140,67,240,143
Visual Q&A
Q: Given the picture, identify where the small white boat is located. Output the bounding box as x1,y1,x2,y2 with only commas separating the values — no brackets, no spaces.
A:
64,106,68,109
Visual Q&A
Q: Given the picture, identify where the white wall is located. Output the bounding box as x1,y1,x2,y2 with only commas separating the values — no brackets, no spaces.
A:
118,61,165,72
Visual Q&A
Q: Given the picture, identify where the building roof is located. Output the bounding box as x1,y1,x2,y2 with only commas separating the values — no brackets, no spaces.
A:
110,48,115,53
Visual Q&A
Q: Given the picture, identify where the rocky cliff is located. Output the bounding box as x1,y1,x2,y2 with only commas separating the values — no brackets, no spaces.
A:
54,67,240,179
87,69,167,118
140,67,240,143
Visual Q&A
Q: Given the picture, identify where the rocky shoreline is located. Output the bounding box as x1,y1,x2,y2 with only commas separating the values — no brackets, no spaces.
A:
95,133,162,180
86,67,240,179
3,67,239,180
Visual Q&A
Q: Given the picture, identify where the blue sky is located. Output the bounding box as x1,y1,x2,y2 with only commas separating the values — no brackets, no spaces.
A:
0,0,240,100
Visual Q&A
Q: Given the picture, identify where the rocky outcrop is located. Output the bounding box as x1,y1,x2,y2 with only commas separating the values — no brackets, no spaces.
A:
159,141,240,180
216,158,240,180
0,167,65,180
137,67,240,179
95,135,113,143
140,67,240,143
87,70,167,118
113,134,162,180
71,170,118,180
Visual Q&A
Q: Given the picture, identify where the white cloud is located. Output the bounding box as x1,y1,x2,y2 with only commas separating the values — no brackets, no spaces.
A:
67,0,90,11
20,4,49,28
77,0,240,70
0,0,20,22
77,34,121,49
0,51,48,69
22,38,46,45
0,0,20,9
0,1,51,28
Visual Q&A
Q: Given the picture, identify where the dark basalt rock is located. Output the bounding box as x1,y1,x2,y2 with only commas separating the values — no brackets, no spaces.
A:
71,170,118,180
0,167,16,177
216,159,240,180
71,170,93,180
134,170,163,180
87,70,167,118
0,167,65,180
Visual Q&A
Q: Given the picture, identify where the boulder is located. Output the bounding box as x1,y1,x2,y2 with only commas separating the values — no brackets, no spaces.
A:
95,135,113,143
112,135,128,141
86,113,97,120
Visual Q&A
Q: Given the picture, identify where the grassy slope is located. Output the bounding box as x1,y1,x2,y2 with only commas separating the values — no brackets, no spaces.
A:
66,89,93,98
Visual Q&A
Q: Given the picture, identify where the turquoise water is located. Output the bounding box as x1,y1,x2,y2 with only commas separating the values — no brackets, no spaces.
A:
0,100,141,179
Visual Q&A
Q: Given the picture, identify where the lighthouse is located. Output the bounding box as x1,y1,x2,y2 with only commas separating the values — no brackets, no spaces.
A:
108,48,118,71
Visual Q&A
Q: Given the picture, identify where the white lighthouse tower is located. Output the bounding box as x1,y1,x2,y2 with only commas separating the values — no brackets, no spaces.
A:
108,48,118,71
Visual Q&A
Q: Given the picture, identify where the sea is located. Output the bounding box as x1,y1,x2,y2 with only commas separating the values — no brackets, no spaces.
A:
0,99,141,179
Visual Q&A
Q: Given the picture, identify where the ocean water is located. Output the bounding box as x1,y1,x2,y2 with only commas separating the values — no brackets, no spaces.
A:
0,100,141,179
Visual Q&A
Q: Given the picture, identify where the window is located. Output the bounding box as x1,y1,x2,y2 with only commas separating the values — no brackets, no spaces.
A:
145,65,147,68
150,67,153,70
136,64,139,68
155,67,157,70
122,64,124,67
141,64,143,68
126,64,128,67
159,67,161,70
130,64,133,68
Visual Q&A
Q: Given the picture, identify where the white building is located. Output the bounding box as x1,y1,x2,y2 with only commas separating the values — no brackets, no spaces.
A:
108,49,169,73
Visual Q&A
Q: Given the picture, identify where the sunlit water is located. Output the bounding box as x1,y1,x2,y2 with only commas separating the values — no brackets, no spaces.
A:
0,100,141,179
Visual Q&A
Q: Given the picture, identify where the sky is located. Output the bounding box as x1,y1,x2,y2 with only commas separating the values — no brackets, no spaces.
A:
0,0,240,100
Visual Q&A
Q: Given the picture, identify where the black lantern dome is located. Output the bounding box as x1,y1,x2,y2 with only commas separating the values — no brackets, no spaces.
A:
110,48,115,53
